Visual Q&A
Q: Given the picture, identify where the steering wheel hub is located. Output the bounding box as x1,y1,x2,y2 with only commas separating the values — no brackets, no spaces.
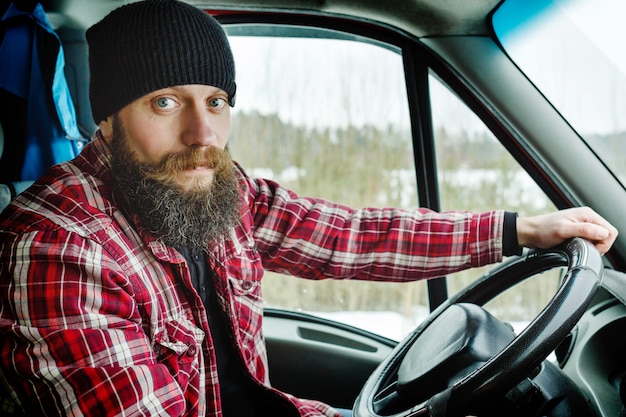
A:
397,303,515,402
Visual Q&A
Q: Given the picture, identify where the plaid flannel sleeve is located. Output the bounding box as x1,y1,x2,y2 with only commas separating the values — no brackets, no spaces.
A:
244,175,504,282
0,228,188,416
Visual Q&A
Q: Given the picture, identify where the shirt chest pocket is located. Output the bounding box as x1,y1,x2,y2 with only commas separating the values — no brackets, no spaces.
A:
229,274,262,304
224,234,264,302
154,316,205,388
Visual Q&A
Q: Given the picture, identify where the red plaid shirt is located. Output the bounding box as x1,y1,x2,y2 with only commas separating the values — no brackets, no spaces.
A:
0,135,504,416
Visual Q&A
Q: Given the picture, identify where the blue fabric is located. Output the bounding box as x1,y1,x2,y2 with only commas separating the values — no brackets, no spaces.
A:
0,3,84,181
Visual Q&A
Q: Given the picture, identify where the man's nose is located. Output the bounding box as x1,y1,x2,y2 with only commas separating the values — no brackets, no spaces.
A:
181,104,218,147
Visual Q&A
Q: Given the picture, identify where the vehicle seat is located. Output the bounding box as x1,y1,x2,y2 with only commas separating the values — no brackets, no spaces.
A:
0,125,31,416
0,123,34,213
0,122,6,211
0,186,9,214
0,180,33,214
0,185,11,213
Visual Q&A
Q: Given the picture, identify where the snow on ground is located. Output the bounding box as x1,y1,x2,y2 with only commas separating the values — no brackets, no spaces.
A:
316,310,531,342
315,308,429,341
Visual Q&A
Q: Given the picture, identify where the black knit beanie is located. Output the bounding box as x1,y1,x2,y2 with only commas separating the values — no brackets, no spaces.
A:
86,0,236,124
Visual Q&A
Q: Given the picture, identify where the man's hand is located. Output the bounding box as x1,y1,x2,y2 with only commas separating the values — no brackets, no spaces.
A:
517,207,618,255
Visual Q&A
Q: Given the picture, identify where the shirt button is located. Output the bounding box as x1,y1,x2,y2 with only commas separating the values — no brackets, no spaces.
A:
186,345,197,356
242,281,253,290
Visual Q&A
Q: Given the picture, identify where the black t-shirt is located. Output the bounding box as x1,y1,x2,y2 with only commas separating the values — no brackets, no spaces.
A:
176,246,296,416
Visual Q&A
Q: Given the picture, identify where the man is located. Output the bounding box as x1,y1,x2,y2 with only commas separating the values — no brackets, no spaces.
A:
0,1,618,416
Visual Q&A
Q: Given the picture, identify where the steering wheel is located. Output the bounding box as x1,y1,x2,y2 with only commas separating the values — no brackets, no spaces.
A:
354,238,604,417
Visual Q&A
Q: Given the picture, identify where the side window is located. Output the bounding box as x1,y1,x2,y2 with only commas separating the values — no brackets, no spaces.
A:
227,27,427,340
430,73,560,326
226,26,561,339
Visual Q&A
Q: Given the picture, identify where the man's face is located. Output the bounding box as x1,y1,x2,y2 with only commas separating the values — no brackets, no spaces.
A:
103,84,232,191
102,84,241,252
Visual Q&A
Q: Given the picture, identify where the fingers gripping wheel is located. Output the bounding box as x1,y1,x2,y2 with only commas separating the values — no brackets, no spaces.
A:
354,238,604,417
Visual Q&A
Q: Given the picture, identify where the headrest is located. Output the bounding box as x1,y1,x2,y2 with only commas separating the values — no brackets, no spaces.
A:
0,121,4,159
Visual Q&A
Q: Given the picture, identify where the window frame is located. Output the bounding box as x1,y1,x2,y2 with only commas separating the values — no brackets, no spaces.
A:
214,10,565,311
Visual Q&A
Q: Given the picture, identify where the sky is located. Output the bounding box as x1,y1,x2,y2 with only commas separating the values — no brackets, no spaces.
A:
493,0,626,136
228,36,411,131
227,0,626,138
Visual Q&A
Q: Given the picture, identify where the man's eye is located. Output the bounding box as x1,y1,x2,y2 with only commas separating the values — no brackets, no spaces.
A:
208,98,227,109
155,97,175,109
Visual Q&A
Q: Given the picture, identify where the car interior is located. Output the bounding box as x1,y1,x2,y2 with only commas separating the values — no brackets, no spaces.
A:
2,0,626,416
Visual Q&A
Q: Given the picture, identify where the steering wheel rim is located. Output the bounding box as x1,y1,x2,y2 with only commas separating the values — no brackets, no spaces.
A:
354,238,604,417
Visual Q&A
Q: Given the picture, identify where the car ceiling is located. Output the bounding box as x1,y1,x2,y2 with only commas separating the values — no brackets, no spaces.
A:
36,0,501,37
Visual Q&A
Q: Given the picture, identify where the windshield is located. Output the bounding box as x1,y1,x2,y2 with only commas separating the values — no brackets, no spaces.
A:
492,0,626,187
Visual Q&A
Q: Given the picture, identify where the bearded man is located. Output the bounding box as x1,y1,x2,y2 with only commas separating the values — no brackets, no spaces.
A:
0,1,617,416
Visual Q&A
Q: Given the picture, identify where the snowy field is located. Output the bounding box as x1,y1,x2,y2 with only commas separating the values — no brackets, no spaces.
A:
318,309,530,342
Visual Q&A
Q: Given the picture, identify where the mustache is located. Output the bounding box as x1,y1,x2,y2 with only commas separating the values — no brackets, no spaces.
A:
142,146,234,183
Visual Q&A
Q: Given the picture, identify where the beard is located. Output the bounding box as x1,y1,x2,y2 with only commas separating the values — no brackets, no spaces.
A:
109,116,241,253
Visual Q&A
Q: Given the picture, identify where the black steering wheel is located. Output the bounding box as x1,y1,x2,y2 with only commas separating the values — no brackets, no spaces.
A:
354,238,604,417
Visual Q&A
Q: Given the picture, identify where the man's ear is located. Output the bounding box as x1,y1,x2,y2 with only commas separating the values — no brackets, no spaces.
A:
99,116,114,142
